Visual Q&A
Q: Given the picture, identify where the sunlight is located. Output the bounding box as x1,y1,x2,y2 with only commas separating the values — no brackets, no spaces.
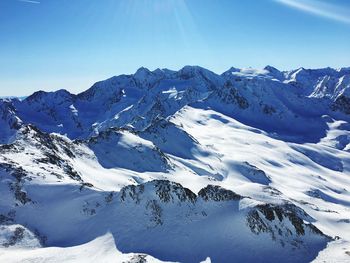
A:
276,0,350,24
108,0,201,48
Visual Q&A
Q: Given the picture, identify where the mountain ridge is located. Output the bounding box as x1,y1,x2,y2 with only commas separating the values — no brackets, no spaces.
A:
1,65,350,145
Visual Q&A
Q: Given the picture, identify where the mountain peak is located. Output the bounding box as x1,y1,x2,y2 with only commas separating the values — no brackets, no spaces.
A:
25,89,73,103
263,65,279,72
133,67,157,82
263,65,284,80
221,67,241,76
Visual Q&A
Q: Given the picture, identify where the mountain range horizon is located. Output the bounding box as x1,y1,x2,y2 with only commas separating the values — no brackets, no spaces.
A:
3,65,350,97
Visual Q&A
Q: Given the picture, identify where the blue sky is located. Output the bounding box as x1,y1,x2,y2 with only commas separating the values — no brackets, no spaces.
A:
1,0,350,96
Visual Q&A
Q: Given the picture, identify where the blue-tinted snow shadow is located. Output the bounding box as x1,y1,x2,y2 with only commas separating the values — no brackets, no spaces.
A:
306,189,350,207
190,102,329,144
290,145,343,172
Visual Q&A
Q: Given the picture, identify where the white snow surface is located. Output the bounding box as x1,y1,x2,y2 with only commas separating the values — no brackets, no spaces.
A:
0,233,174,263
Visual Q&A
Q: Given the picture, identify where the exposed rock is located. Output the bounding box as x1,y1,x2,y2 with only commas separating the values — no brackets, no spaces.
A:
332,95,350,114
247,203,327,239
2,227,25,247
217,81,249,109
120,184,145,204
153,180,196,203
198,185,242,201
120,180,196,204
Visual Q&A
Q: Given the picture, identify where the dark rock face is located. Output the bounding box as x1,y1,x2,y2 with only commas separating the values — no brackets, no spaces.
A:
0,125,85,206
25,89,74,105
332,95,350,115
146,199,163,226
198,185,242,201
126,254,148,263
0,100,22,130
119,180,196,204
262,104,277,115
19,125,82,182
119,181,197,228
153,180,197,203
120,184,145,204
246,203,329,243
2,227,25,247
0,100,23,144
20,125,58,152
216,81,249,109
0,213,14,225
0,163,31,205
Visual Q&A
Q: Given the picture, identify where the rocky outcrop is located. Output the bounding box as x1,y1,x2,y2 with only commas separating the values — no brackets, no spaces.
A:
332,95,350,115
247,203,318,236
0,124,85,203
120,180,196,204
119,180,328,244
198,185,242,201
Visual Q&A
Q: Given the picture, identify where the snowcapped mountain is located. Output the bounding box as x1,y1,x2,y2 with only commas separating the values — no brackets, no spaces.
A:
1,66,350,262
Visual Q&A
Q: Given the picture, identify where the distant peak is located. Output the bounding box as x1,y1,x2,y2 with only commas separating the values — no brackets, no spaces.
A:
24,89,74,104
229,67,241,72
181,65,201,70
179,65,211,73
264,65,280,72
152,68,163,75
296,67,307,72
263,65,285,80
135,67,151,75
177,65,216,80
133,67,156,82
221,67,240,77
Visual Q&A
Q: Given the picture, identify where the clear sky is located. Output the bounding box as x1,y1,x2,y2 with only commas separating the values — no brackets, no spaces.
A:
1,0,350,96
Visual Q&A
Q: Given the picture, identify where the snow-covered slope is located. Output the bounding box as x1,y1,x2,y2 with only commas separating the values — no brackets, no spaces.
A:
1,66,350,262
0,232,174,263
